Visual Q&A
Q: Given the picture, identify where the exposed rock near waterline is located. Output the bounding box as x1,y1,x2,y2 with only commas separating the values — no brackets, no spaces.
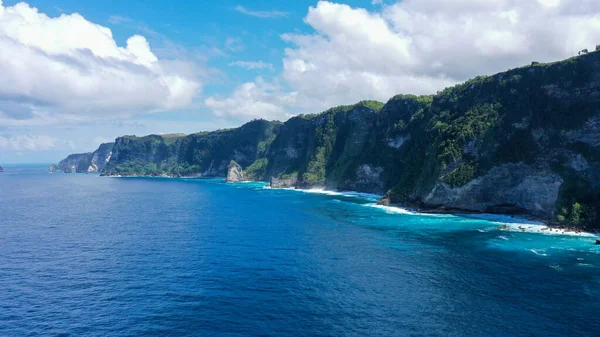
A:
423,164,563,219
270,174,298,189
226,160,245,182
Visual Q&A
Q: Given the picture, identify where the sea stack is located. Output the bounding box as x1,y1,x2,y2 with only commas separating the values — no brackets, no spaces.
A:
48,164,59,172
0,165,3,172
226,160,245,182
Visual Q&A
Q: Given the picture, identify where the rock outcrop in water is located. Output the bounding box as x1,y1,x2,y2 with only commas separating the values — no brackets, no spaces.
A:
270,174,298,189
48,164,59,172
226,160,245,182
58,51,600,229
0,165,3,173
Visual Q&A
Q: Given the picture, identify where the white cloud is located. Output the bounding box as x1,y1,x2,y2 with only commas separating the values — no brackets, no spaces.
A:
0,134,57,151
205,77,297,120
234,5,288,18
228,61,274,71
207,0,600,120
0,1,200,121
225,37,245,52
107,15,132,24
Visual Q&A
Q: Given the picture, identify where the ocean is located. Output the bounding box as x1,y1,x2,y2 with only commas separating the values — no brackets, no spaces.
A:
1,165,600,336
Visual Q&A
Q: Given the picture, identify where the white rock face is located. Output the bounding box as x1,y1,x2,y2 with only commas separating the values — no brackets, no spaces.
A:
424,163,563,217
87,164,99,173
226,160,245,182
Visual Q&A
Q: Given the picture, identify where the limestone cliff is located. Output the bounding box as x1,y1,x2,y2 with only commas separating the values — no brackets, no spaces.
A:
58,153,92,173
87,143,113,173
60,51,600,228
226,160,245,182
102,120,280,177
55,143,114,173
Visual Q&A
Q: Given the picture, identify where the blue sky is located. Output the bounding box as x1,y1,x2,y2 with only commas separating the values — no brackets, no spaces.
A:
0,0,598,163
10,0,380,97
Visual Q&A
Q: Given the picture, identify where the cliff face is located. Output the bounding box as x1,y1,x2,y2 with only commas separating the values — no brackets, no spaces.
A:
226,160,245,182
262,101,385,191
60,51,600,228
87,143,114,173
102,120,280,177
375,52,600,228
56,143,114,173
58,153,92,173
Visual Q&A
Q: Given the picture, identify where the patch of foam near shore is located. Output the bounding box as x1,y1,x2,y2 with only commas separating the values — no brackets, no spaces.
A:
363,203,416,215
463,214,598,238
364,203,459,217
267,187,382,200
498,223,598,238
302,188,382,200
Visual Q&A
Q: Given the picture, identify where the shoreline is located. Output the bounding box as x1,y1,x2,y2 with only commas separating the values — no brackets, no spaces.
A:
99,174,600,238
270,186,600,238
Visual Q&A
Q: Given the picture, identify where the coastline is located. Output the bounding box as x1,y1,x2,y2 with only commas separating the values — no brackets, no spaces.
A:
98,174,600,238
266,185,600,238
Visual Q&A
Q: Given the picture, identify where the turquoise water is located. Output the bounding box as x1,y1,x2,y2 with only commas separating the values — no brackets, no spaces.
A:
1,166,600,336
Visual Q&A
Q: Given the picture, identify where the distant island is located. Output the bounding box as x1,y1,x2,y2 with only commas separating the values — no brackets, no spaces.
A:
52,51,600,230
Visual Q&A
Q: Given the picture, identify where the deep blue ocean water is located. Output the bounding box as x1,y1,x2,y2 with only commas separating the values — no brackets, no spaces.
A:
1,166,600,336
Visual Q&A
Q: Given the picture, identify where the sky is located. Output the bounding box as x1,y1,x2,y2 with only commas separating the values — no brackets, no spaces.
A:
1,0,600,163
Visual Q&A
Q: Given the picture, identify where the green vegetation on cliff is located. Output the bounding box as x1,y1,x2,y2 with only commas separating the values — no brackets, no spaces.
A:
103,120,281,177
58,51,600,228
56,142,114,173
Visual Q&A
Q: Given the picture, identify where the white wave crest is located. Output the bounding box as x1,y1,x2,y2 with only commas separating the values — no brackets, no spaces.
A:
363,204,416,215
498,223,598,238
529,249,548,256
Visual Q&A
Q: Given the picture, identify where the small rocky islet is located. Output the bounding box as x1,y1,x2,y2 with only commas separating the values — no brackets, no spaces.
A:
52,51,600,232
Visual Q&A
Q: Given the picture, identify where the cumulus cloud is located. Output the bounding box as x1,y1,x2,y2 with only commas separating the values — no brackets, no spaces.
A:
0,1,200,122
205,77,297,120
228,61,275,71
206,0,600,120
0,134,57,151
